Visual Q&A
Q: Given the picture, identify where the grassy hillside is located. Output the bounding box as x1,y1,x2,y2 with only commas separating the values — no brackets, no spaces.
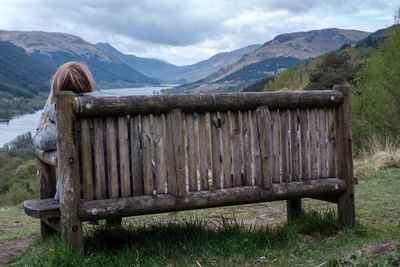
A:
2,149,399,265
259,25,400,150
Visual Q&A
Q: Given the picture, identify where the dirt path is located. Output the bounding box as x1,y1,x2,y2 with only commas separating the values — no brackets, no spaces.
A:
0,237,32,265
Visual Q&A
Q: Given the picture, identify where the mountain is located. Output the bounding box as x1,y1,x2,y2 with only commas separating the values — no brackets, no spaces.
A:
96,43,260,83
256,25,400,149
0,41,52,94
0,30,159,89
95,42,180,82
171,28,370,93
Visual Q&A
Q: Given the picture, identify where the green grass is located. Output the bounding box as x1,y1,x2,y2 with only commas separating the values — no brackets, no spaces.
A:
0,206,38,243
3,168,400,266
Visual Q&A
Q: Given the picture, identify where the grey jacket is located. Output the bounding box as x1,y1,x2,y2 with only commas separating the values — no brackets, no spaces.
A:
33,104,58,151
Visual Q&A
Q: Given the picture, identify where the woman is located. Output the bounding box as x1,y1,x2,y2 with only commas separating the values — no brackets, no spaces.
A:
33,61,94,199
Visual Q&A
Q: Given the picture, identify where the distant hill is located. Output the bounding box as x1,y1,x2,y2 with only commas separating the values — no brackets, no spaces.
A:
263,25,400,150
172,28,370,93
96,43,260,83
0,41,52,94
0,30,159,89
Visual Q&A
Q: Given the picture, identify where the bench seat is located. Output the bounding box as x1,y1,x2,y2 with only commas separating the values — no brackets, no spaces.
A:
24,199,60,219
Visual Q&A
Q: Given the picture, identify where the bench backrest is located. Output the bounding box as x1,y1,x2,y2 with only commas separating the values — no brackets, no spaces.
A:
55,87,348,203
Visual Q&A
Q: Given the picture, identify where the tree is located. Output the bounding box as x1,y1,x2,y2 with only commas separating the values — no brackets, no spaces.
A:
304,51,359,90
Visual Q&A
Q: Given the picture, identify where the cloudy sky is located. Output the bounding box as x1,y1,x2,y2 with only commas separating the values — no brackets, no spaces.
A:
0,0,398,65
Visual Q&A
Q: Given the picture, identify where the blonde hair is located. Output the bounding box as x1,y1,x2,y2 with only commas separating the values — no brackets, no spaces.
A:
39,61,94,129
48,61,94,105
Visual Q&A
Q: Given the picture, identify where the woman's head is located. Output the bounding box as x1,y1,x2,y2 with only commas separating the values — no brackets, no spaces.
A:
48,61,94,104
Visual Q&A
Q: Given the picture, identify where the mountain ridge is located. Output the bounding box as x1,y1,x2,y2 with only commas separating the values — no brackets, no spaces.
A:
171,28,370,93
96,43,260,83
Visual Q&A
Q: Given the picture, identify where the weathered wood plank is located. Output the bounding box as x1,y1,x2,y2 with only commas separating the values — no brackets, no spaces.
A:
118,116,131,197
141,115,153,195
308,109,318,179
77,90,344,117
24,199,60,219
251,111,261,186
255,106,272,188
327,109,336,178
186,114,197,191
80,119,94,200
299,109,309,180
334,84,355,226
165,109,186,196
241,111,252,186
80,178,346,221
37,156,57,237
231,112,242,187
220,112,232,188
93,118,107,200
280,110,290,182
56,91,82,251
106,117,119,198
154,115,167,194
198,113,209,190
210,113,222,189
130,115,143,196
318,109,327,178
270,110,280,184
290,110,300,181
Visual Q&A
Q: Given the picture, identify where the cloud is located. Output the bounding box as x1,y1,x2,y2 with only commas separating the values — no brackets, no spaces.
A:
0,0,398,65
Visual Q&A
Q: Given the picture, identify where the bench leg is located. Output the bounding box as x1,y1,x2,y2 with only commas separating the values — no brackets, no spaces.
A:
61,220,83,252
41,220,57,238
106,217,122,228
337,192,355,226
287,198,302,222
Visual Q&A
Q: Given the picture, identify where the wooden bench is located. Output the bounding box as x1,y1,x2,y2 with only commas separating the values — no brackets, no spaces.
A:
24,84,355,251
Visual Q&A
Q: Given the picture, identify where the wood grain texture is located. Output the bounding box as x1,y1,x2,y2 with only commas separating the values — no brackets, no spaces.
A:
130,115,143,196
56,91,82,251
220,112,232,188
118,116,131,197
270,110,281,184
141,115,153,195
77,90,344,117
326,109,337,178
255,106,272,188
231,112,242,187
308,109,318,179
251,111,261,186
198,113,209,190
334,84,355,226
318,109,327,178
93,118,106,200
241,111,252,186
153,115,167,194
80,119,94,200
186,114,198,191
210,113,222,189
290,110,300,181
165,109,186,196
37,157,57,238
280,110,290,182
79,178,346,221
299,110,309,180
106,117,119,198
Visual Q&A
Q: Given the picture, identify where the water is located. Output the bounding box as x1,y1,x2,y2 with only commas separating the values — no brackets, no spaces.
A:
0,86,169,147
